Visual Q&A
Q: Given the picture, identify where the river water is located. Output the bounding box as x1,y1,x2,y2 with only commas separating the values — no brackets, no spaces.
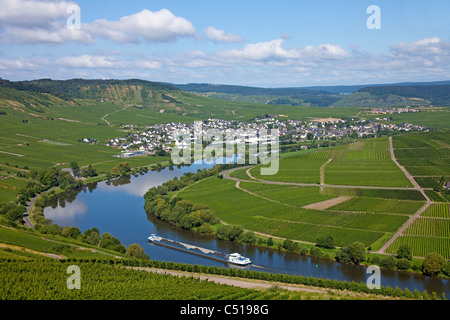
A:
43,161,449,296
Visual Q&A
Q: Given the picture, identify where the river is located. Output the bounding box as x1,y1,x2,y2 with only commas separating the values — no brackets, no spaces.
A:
43,160,450,296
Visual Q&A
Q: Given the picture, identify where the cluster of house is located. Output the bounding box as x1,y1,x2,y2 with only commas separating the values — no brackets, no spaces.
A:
105,117,428,154
369,107,422,115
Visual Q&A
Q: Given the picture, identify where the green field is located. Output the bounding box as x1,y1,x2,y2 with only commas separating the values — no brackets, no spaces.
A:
386,236,450,259
328,197,425,215
179,176,405,246
178,133,449,256
250,138,414,188
421,203,450,218
382,131,450,258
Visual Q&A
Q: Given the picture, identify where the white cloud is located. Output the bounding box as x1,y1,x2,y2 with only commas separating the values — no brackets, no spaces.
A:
0,5,196,44
203,26,243,43
391,37,450,58
83,9,196,43
0,0,74,27
216,39,348,62
0,0,95,44
55,55,123,69
0,24,95,44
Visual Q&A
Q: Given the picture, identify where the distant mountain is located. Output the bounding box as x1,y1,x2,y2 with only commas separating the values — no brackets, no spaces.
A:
0,78,192,116
2,78,449,113
332,84,450,107
173,83,342,107
172,81,450,107
301,80,450,94
11,78,179,104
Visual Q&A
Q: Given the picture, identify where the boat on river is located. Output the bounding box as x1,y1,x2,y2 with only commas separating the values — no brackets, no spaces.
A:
148,234,251,266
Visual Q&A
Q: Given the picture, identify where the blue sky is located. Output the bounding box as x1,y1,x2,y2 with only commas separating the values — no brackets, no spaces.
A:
0,0,449,87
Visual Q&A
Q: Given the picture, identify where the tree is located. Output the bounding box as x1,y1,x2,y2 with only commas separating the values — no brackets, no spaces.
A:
283,239,299,253
216,225,243,241
315,235,335,249
126,244,149,259
110,162,131,176
266,237,274,247
396,244,412,260
61,226,81,239
100,232,126,253
310,246,321,257
81,164,98,178
443,261,450,277
197,223,214,236
380,256,396,270
84,227,101,246
240,232,257,245
422,252,446,276
6,206,25,222
396,258,411,271
70,161,80,172
335,242,366,265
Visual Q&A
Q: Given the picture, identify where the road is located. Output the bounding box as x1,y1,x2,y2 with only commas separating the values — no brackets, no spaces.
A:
23,195,37,228
373,137,432,254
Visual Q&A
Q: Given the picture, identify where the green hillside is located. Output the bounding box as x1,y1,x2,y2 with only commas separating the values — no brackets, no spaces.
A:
333,85,450,108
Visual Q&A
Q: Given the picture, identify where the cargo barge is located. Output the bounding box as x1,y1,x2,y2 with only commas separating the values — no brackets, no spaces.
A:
148,234,251,266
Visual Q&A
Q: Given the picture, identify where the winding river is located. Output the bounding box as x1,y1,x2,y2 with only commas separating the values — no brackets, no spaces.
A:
43,160,449,296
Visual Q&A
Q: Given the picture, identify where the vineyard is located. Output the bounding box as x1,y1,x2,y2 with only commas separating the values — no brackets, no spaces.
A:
0,260,260,300
321,187,425,201
421,203,450,218
386,236,450,259
404,218,450,238
0,258,437,300
328,197,425,215
384,131,450,259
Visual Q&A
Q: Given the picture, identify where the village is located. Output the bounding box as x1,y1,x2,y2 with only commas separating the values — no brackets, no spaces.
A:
103,116,429,157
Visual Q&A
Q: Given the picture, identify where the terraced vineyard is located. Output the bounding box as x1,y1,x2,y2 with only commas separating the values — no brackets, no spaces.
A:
328,197,425,215
181,132,450,259
386,236,450,259
384,131,450,258
421,203,450,218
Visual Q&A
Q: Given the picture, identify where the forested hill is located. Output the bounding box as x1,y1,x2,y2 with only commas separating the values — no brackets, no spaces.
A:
0,78,188,110
173,83,342,107
8,78,178,101
173,82,450,107
357,85,450,106
332,84,450,108
1,78,449,109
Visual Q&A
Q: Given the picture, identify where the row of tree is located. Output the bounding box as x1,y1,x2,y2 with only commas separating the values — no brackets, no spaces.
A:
35,224,148,258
